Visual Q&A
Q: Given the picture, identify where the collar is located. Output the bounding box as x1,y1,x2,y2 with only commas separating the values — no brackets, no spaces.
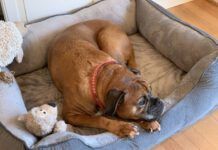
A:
89,60,117,110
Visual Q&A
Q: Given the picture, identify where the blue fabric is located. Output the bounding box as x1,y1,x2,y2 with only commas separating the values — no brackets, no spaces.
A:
0,68,37,148
34,132,119,148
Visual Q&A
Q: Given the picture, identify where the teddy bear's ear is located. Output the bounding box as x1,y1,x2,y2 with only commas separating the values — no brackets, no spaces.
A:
47,102,56,107
18,114,27,122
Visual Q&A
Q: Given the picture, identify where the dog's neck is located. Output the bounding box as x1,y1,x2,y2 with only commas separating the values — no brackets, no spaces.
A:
90,61,117,109
96,64,136,109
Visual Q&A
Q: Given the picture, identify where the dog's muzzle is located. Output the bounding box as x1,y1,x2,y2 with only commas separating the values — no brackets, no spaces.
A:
142,97,164,121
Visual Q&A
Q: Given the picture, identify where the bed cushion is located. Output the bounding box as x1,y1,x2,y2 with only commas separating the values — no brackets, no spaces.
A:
0,68,37,148
9,0,136,76
136,0,218,72
130,33,185,98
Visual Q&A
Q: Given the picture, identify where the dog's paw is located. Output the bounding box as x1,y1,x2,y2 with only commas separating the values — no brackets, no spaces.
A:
139,121,161,133
111,122,139,138
0,72,14,84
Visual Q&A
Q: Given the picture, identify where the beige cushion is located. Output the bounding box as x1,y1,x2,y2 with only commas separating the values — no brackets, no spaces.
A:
130,34,186,98
9,0,136,76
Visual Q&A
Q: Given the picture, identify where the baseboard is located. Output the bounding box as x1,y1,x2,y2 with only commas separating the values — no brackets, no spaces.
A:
152,0,193,8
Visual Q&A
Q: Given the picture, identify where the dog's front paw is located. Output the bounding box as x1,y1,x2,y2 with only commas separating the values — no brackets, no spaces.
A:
0,72,14,84
139,121,161,133
110,122,139,138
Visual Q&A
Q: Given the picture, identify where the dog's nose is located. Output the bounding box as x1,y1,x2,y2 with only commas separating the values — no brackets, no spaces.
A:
148,98,164,113
48,102,56,107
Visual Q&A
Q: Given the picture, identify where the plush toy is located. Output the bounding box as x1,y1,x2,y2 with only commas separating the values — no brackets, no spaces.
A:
18,103,67,137
0,21,27,83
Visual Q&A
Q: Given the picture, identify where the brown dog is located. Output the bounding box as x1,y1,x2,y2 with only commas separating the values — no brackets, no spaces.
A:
48,20,164,138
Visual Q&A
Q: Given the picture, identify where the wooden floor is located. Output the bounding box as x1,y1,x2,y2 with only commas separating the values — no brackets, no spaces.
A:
154,0,218,150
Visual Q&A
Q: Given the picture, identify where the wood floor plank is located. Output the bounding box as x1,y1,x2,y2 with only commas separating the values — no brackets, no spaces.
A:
153,144,166,150
193,116,218,148
172,131,199,150
211,110,218,121
157,138,184,150
183,121,218,150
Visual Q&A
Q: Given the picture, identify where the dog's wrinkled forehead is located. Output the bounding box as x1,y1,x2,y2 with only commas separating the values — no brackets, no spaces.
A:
126,80,151,98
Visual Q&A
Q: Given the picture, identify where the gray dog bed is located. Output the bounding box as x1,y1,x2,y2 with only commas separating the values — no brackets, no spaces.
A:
0,0,218,149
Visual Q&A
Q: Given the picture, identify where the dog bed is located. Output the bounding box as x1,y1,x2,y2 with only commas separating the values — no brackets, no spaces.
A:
0,0,218,149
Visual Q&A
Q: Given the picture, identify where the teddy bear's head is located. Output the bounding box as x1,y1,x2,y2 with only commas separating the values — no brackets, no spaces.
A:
18,103,58,137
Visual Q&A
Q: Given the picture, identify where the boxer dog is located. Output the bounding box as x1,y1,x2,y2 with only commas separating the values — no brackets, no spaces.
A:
48,20,164,138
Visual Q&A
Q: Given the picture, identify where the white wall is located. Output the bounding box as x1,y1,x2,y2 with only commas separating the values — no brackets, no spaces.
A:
1,0,193,23
1,0,100,23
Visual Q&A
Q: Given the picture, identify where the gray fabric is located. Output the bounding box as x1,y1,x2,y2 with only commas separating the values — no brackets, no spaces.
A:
0,67,37,148
34,132,119,149
132,57,218,150
164,51,218,111
136,0,218,72
16,68,62,110
0,124,25,150
9,0,136,76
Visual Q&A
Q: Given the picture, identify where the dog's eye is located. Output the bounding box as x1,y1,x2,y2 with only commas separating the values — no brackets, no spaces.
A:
43,111,46,114
137,97,146,106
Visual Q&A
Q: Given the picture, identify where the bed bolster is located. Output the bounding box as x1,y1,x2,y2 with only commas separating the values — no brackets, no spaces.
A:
0,67,37,148
129,56,218,150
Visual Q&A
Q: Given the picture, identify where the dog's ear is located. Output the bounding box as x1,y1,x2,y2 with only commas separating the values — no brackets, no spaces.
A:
104,89,125,116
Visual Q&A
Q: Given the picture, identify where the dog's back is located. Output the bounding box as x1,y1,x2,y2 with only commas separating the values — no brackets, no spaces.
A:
48,20,113,92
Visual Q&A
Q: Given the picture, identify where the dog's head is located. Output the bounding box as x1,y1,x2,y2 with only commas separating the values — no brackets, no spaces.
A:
104,78,164,121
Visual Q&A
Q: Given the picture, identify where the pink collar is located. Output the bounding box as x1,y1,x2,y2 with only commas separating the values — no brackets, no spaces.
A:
90,60,117,110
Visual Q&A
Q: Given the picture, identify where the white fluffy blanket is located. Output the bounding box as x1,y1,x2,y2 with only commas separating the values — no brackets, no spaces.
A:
0,21,23,69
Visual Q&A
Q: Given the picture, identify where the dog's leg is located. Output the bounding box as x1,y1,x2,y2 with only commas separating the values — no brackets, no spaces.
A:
138,121,161,132
64,114,139,138
127,50,141,75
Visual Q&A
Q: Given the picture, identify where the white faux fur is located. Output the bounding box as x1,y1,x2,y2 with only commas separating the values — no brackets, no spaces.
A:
0,21,23,68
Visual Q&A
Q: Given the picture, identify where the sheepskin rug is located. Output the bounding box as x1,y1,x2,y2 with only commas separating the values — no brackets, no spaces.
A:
0,21,23,68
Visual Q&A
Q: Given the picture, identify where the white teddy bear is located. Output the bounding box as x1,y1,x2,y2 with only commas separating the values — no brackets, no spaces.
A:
0,21,27,83
18,103,67,137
